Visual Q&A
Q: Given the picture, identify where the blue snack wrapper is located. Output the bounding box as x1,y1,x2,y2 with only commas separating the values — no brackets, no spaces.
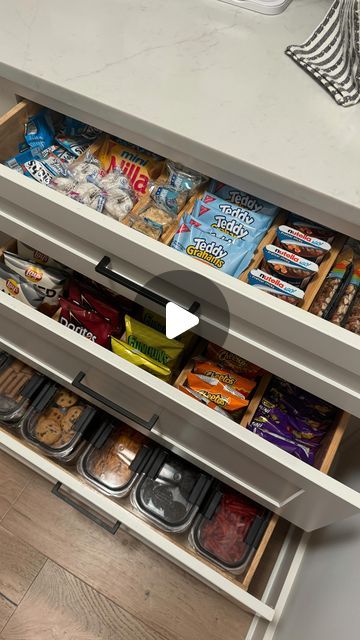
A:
4,147,69,184
55,134,91,158
277,225,331,263
248,269,304,305
24,109,55,152
150,183,188,215
62,116,100,141
209,180,279,217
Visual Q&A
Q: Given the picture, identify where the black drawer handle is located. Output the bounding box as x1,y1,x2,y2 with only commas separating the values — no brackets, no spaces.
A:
95,256,200,314
51,482,120,534
72,371,159,431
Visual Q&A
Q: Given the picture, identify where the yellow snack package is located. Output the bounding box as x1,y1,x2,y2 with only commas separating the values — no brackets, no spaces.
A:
125,315,184,371
96,137,162,197
141,308,196,352
111,337,171,381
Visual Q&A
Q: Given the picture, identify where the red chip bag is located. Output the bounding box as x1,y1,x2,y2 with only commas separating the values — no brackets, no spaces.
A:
59,298,112,347
68,280,120,327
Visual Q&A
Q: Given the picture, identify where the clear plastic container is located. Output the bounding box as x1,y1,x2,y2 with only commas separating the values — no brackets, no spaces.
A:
189,485,271,574
0,353,44,424
131,450,212,533
78,420,153,497
20,381,96,459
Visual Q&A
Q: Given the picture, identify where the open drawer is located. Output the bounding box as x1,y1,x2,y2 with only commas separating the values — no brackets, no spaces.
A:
0,101,360,418
0,288,359,532
0,423,304,632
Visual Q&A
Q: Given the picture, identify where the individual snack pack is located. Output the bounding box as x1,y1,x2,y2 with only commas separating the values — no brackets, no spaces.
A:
96,136,162,196
343,289,360,334
190,484,271,574
61,116,101,140
111,337,172,381
20,382,96,458
127,214,163,240
328,257,360,326
24,109,55,151
186,373,249,416
124,315,184,371
131,448,212,533
138,203,177,236
59,298,113,347
209,180,279,218
68,280,120,328
17,241,72,272
248,269,305,306
262,244,318,287
193,358,256,397
200,192,276,235
179,384,230,417
267,377,336,425
0,262,45,309
309,245,353,318
206,342,264,378
78,419,152,497
3,251,68,314
55,134,92,158
5,146,69,185
166,160,205,195
286,214,335,243
277,226,331,263
149,182,189,215
141,308,195,352
0,355,44,423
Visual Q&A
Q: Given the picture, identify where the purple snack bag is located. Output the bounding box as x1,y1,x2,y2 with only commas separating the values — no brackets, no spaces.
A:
248,423,316,465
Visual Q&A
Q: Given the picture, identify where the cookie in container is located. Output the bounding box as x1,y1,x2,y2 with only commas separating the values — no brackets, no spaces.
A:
189,483,272,574
78,418,154,498
131,449,212,533
0,352,44,424
20,381,96,460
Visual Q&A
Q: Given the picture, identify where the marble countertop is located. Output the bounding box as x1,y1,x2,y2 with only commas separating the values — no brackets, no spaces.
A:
0,0,358,230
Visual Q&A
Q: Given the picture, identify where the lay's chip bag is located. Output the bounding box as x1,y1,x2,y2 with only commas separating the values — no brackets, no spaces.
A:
124,315,184,371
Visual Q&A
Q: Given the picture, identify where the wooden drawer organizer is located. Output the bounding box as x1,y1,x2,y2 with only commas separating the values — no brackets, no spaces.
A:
174,344,349,477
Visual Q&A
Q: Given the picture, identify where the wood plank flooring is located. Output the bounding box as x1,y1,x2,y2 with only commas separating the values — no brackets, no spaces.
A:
0,450,253,640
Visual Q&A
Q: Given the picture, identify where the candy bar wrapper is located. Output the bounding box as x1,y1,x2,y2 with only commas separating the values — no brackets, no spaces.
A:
24,109,55,152
277,226,331,263
193,358,256,397
206,343,263,378
59,298,112,347
309,245,353,318
262,244,318,288
149,182,189,215
125,315,184,371
248,422,317,465
286,214,335,244
166,160,205,195
209,180,279,218
3,252,68,315
248,269,305,306
0,263,45,309
186,373,249,414
111,336,171,381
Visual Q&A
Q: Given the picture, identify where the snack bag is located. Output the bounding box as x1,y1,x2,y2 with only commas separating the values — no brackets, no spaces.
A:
3,252,68,315
62,116,101,140
309,245,353,318
17,241,69,271
138,204,177,235
149,182,189,215
111,336,171,381
248,269,305,306
200,192,276,237
209,180,279,217
5,147,68,185
0,263,45,309
68,280,120,328
59,298,112,347
179,384,230,417
277,226,331,263
186,373,249,414
166,160,205,194
193,359,256,397
286,214,335,243
206,343,263,378
55,135,91,158
343,289,360,334
262,244,318,287
125,315,184,371
329,257,360,326
141,308,195,351
24,109,55,151
96,137,162,196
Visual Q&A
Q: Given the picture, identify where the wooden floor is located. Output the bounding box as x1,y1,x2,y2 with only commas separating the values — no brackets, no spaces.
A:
0,450,252,640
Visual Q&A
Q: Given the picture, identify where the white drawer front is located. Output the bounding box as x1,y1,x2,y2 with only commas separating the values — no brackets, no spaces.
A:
0,292,359,532
0,172,360,419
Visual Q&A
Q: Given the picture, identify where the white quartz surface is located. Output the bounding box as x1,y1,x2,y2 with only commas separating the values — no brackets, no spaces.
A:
0,0,358,225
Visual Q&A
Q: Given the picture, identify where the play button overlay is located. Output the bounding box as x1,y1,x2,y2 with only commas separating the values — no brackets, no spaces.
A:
166,302,200,339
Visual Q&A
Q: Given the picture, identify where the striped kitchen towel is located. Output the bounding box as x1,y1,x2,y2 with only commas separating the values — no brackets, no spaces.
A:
286,0,360,107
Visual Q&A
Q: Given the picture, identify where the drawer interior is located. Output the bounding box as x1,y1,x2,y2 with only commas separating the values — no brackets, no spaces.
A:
0,101,41,163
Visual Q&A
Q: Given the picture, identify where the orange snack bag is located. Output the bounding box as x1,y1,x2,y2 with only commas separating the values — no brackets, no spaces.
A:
193,359,256,397
206,343,263,378
96,137,162,196
186,373,248,413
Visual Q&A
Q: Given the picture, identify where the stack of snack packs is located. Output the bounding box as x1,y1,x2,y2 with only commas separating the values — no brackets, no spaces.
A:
179,342,263,421
171,184,278,277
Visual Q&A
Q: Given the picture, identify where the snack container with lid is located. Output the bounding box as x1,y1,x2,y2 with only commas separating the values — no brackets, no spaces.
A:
20,381,96,460
131,449,212,533
189,484,272,574
77,419,154,498
0,353,44,424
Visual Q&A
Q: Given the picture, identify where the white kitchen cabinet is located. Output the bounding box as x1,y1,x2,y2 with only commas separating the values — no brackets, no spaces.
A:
0,1,358,638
